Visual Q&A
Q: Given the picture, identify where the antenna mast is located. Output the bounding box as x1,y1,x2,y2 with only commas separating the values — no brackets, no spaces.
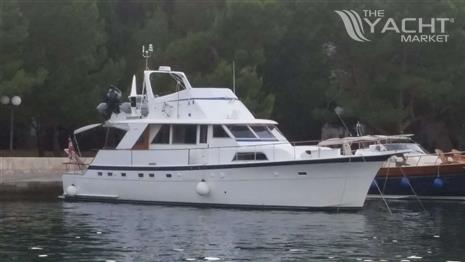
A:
232,60,236,94
142,44,154,70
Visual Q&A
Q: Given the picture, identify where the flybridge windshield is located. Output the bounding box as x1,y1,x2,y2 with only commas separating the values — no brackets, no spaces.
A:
150,72,185,97
226,125,278,141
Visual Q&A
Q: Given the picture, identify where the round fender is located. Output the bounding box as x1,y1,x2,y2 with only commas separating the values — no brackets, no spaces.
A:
196,181,210,196
433,177,444,188
66,185,78,196
400,177,410,188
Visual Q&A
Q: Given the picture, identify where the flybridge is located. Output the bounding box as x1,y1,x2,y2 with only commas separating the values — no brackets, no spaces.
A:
335,9,454,43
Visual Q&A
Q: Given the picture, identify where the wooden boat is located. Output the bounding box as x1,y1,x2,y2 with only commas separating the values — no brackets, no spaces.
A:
319,135,465,198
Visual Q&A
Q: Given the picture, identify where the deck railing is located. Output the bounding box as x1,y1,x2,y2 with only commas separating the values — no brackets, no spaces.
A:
64,140,331,172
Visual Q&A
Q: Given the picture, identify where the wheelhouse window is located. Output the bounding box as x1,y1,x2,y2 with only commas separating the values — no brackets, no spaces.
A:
268,125,284,136
232,152,268,161
250,126,276,140
213,125,229,138
227,125,256,139
172,124,197,144
152,125,170,144
199,125,208,143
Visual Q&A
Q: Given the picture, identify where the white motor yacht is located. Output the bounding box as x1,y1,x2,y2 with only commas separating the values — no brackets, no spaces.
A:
62,65,395,209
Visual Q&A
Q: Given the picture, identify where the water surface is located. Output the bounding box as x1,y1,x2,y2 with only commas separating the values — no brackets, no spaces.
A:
0,199,464,261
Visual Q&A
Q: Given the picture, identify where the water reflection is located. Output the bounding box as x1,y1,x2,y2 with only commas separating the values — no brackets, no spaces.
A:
1,200,465,261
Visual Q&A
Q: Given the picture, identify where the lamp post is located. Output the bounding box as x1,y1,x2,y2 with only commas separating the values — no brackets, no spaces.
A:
1,95,22,151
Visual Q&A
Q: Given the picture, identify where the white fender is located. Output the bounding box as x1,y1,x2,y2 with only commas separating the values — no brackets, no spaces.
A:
66,185,78,196
196,181,210,196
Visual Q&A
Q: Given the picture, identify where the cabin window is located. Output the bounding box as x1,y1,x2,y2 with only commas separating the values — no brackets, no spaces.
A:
232,152,268,161
138,173,144,178
213,125,229,138
227,125,256,139
149,173,155,178
172,124,197,144
121,173,126,177
199,125,208,143
251,126,276,140
152,125,170,144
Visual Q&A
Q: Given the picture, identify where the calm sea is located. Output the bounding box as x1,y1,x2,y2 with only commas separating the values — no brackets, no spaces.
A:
0,199,464,261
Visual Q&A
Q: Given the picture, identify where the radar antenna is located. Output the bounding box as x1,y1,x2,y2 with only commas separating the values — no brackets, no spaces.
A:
142,44,154,70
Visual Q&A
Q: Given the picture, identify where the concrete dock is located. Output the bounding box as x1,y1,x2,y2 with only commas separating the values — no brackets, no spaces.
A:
0,157,91,200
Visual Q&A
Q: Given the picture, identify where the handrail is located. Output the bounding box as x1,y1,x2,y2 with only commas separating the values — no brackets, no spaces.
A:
91,140,330,167
86,139,429,169
291,140,321,146
99,140,322,152
63,161,89,174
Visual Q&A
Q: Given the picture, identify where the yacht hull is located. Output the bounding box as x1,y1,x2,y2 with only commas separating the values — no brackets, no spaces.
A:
369,163,465,197
62,155,389,209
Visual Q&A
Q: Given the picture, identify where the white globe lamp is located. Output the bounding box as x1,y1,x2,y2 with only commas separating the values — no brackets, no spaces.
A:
11,96,21,106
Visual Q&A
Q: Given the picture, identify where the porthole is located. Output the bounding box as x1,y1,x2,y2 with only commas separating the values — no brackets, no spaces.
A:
149,173,155,178
138,173,144,178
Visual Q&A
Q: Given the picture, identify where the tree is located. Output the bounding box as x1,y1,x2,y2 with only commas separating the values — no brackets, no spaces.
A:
0,0,46,99
19,0,123,155
324,1,465,148
0,0,47,150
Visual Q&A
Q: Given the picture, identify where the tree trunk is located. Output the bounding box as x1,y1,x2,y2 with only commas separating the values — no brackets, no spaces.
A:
35,127,44,157
52,124,61,156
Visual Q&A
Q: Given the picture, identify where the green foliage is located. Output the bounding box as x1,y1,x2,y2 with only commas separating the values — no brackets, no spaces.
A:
1,0,465,151
323,0,465,135
0,0,46,95
200,60,275,118
19,1,124,125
